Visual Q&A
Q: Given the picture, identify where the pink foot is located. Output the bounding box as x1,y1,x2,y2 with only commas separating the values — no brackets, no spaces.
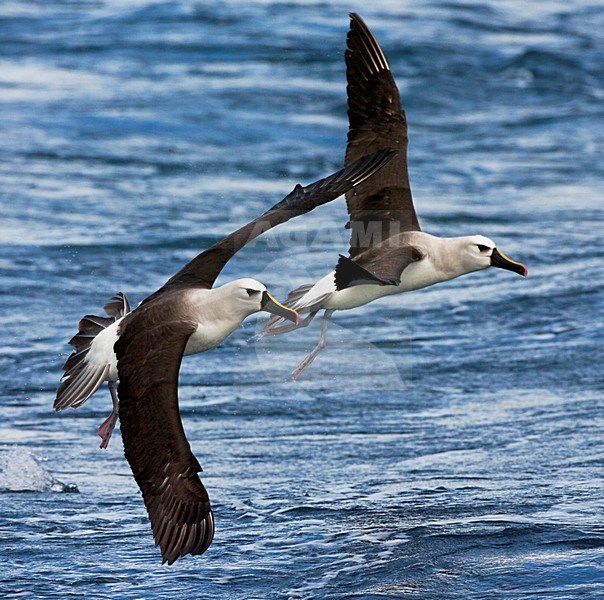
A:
98,412,118,449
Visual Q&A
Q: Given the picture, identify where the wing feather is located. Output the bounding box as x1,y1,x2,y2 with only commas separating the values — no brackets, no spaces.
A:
115,296,214,564
335,237,426,290
345,13,420,258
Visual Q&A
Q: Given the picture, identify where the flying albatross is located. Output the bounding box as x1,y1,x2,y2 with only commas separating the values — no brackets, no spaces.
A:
54,149,395,564
263,13,528,379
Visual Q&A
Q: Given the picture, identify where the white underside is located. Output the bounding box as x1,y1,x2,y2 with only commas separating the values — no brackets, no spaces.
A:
83,294,244,383
294,257,457,313
86,319,121,381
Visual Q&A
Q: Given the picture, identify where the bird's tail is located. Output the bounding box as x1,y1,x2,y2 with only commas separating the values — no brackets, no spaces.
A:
54,293,130,411
262,282,332,336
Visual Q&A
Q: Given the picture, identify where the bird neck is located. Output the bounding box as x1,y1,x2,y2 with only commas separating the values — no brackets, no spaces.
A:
434,236,482,278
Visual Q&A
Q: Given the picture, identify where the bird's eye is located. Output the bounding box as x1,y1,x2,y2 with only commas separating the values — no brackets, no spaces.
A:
245,288,260,297
476,244,490,252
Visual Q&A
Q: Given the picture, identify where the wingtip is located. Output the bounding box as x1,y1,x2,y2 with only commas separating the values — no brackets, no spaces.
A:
352,149,398,186
157,509,215,566
376,149,398,170
346,11,390,74
348,12,371,34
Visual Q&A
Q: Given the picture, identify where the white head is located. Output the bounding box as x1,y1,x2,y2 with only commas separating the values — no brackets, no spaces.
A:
219,278,299,323
455,235,527,276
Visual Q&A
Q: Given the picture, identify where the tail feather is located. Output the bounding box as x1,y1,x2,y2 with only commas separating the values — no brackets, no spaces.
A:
62,347,91,373
283,283,315,304
67,315,113,356
104,293,130,319
262,283,331,335
55,292,130,411
55,364,109,410
263,283,314,331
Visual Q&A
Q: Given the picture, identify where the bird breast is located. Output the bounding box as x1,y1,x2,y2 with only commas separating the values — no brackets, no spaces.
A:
183,319,240,356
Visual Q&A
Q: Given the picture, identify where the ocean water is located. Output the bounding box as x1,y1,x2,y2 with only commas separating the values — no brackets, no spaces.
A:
1,0,603,598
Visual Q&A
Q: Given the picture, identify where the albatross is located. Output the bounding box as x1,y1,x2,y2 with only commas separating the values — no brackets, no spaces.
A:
262,13,528,379
54,149,394,564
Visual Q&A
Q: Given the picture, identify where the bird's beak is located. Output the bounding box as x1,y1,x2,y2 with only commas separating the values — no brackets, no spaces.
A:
491,248,528,276
261,291,299,324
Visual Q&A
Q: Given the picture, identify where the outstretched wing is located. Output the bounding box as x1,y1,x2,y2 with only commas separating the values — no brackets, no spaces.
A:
345,12,420,258
151,149,396,295
114,295,214,565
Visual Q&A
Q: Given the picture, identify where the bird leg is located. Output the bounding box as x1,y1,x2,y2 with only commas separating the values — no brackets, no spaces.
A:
291,310,334,381
261,311,318,338
98,380,119,449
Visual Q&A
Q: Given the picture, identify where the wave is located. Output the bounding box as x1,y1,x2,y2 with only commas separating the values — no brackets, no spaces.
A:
0,447,79,493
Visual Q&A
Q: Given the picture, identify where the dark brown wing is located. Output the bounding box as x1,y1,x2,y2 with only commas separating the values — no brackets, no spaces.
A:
345,12,420,258
150,149,396,295
114,294,214,565
334,239,425,291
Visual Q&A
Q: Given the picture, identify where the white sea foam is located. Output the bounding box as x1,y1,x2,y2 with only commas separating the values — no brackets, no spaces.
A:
0,448,78,493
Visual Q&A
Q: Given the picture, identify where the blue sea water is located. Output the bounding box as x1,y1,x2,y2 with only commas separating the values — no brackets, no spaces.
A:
0,0,603,597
